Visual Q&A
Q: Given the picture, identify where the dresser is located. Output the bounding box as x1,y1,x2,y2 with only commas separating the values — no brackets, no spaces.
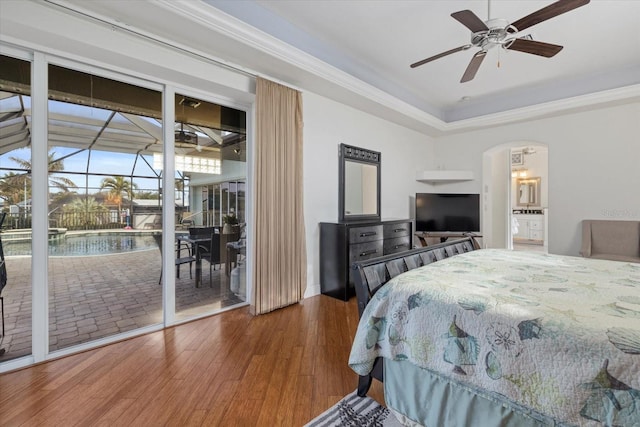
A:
320,219,412,301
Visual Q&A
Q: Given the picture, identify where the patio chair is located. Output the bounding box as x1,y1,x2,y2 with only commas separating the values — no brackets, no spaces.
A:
0,213,6,338
188,226,216,238
153,234,196,285
0,253,4,355
0,253,5,339
196,231,221,286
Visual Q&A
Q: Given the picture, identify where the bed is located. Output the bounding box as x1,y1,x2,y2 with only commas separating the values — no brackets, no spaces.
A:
348,238,640,426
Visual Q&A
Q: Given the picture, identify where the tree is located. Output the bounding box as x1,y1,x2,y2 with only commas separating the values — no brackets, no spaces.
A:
0,151,78,216
9,151,78,194
0,172,28,205
99,176,137,219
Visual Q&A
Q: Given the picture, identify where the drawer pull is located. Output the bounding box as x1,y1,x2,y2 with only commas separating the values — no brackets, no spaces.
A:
393,228,405,233
360,249,378,257
394,245,403,249
359,231,377,237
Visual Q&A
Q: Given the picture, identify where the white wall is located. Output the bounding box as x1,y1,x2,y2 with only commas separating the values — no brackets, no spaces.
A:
435,102,640,256
491,150,510,248
303,91,435,296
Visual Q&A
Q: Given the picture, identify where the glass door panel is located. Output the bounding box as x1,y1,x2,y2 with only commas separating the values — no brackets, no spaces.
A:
0,54,33,362
174,93,247,319
47,64,163,351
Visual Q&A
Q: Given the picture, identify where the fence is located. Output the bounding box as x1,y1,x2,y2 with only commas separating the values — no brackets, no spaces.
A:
2,212,126,231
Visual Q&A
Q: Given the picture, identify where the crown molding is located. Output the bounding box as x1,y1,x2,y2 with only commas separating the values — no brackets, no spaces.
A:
443,84,640,133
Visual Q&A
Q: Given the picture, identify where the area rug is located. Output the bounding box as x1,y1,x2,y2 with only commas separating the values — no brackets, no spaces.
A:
305,391,403,427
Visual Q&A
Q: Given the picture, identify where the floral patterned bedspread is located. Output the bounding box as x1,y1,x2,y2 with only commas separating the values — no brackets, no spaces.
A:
348,249,640,426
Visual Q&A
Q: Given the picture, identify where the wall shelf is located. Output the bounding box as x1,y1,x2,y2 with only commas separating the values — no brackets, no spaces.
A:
416,170,474,184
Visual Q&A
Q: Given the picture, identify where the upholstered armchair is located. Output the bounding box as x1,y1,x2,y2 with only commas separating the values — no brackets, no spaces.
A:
580,220,640,263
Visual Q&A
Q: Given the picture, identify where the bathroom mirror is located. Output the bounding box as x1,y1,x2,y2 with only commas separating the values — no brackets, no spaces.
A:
339,143,381,222
517,177,541,207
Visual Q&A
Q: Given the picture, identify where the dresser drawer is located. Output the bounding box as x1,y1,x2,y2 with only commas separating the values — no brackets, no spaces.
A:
529,220,543,230
529,230,544,240
383,222,411,239
349,240,384,264
349,225,383,244
383,236,411,255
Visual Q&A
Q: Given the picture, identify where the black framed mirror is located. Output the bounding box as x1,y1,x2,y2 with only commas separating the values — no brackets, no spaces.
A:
339,143,381,222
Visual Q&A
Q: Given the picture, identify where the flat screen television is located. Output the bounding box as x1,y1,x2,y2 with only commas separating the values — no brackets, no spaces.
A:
415,193,480,232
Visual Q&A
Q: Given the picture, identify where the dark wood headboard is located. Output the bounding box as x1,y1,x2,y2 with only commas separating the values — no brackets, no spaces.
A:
352,237,477,318
350,237,478,396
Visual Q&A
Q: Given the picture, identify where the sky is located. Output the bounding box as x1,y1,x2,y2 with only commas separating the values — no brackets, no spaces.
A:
1,147,162,194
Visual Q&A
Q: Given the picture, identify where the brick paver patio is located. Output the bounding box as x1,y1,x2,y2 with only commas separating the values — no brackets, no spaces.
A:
0,247,244,362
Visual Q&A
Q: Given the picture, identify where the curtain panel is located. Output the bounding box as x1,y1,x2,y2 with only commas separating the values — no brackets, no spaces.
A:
252,77,306,315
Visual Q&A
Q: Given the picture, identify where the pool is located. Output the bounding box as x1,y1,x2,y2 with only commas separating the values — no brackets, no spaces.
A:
3,233,159,256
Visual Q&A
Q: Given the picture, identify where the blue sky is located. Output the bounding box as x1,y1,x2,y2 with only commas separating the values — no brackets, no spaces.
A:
1,147,162,194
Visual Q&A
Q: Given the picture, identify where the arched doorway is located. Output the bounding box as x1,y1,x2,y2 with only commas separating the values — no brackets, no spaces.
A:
510,145,548,252
481,141,548,250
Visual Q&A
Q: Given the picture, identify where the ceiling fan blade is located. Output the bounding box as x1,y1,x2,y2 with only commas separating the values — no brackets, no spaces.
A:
506,38,563,57
510,0,590,33
451,10,489,33
461,51,486,83
410,45,471,68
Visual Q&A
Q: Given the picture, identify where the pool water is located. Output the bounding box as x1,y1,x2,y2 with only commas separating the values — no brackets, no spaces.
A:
3,233,159,256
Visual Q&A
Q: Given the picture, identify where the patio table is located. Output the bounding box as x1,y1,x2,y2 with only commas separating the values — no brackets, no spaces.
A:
177,234,210,287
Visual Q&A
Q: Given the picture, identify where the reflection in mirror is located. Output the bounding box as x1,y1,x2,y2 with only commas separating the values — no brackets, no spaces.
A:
339,144,381,222
517,177,541,207
344,161,378,216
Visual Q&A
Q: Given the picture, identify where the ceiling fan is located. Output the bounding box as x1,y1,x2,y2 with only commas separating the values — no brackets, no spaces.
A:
175,122,202,152
410,0,590,83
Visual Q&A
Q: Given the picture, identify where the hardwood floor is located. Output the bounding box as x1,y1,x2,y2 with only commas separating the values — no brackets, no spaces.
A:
0,295,384,426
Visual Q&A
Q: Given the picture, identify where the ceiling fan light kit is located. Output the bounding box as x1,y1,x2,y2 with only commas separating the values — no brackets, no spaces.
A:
469,18,512,49
410,0,590,83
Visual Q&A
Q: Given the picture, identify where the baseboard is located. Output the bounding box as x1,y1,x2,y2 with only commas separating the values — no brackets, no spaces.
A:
304,282,321,298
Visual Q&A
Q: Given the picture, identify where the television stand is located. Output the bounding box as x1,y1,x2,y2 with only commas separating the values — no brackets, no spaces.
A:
416,232,482,249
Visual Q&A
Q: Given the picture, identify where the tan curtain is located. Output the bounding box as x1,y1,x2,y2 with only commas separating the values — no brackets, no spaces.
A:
252,77,306,315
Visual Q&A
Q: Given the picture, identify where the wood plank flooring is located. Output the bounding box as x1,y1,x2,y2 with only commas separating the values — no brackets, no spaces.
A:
0,295,384,426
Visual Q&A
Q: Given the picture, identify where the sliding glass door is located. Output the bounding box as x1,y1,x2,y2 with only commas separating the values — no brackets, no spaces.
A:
0,48,251,372
200,181,246,227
